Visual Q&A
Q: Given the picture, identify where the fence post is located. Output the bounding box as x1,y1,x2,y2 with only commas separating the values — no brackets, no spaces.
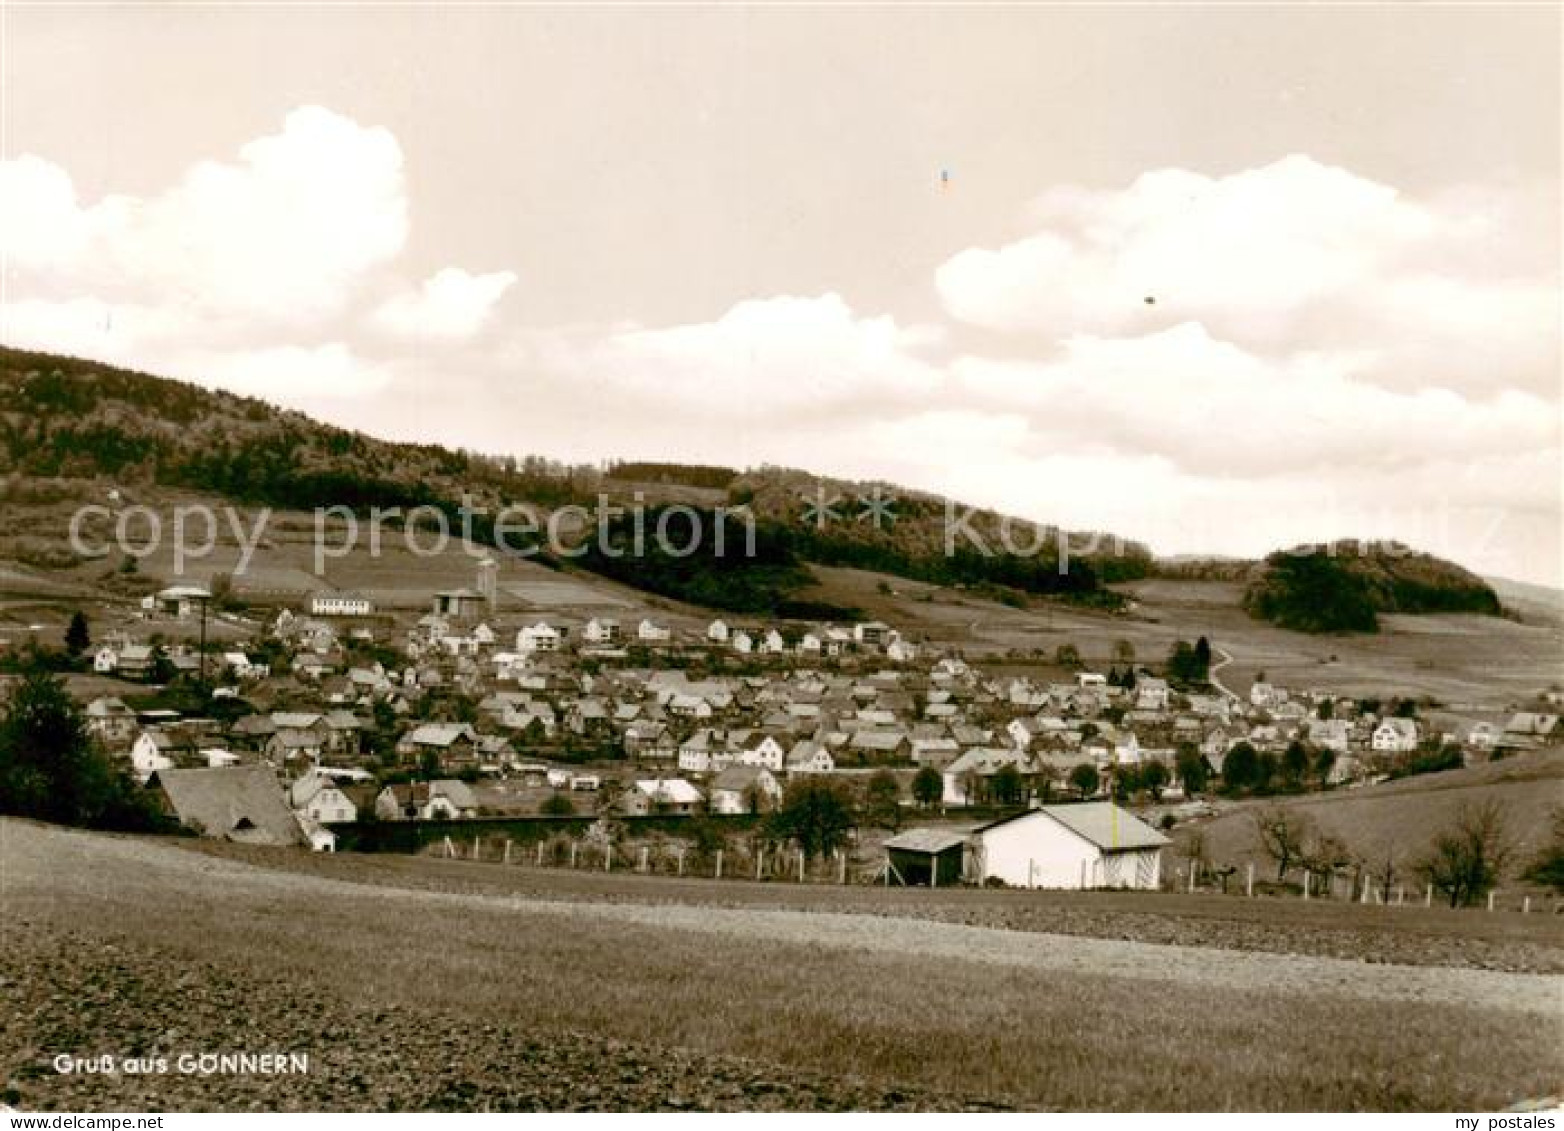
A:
1303,872,1310,900
838,850,847,885
503,839,512,865
1487,891,1495,912
1395,884,1403,906
1425,883,1433,907
756,848,764,881
605,844,612,872
715,849,723,879
1523,896,1531,914
677,848,685,877
443,836,454,859
1246,863,1254,898
1188,863,1196,894
570,842,578,869
472,837,480,860
797,850,805,883
639,846,649,873
537,842,545,866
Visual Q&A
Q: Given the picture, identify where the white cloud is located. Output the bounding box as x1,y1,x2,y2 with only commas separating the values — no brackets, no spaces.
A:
0,106,518,404
953,322,1557,484
515,292,944,419
371,267,518,339
936,155,1557,397
193,343,393,400
3,106,408,323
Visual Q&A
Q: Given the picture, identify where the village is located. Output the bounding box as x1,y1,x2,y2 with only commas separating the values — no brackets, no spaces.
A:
61,556,1564,888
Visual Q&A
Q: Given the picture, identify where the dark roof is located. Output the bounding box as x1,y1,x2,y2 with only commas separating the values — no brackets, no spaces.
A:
151,766,301,846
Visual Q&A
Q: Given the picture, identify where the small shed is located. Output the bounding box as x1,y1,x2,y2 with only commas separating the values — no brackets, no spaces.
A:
884,827,968,888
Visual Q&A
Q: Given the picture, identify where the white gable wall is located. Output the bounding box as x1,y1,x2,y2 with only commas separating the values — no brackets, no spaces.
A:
976,811,1162,890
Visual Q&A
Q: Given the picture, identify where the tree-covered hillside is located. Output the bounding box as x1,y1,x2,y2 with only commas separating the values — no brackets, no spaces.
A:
1242,542,1503,633
1,346,1146,612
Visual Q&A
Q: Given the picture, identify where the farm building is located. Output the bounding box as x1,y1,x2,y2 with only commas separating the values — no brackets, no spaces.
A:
884,828,966,887
969,803,1167,890
148,766,306,847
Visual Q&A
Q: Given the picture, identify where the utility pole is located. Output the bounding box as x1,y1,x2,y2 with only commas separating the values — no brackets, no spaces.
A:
197,593,210,690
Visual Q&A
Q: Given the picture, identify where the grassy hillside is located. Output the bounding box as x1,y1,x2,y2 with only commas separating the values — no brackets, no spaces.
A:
5,820,1560,1111
1174,749,1564,891
1241,543,1502,633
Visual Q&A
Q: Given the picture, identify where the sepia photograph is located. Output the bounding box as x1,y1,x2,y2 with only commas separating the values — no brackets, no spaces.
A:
0,0,1560,1119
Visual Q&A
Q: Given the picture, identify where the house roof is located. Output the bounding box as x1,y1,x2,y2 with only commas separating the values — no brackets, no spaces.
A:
975,802,1168,852
151,766,301,846
635,778,704,804
710,765,774,792
884,828,968,854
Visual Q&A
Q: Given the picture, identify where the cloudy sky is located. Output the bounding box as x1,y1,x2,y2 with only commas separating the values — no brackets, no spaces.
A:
2,5,1559,584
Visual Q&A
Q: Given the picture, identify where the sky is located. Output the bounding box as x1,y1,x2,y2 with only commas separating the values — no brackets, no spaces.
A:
2,4,1559,585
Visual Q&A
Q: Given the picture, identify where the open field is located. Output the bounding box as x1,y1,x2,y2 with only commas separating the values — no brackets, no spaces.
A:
3,820,1561,1111
1175,749,1564,893
801,567,1562,709
182,834,1564,973
2,480,1560,705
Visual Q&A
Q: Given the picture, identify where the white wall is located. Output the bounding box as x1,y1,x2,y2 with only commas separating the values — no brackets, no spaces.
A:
976,812,1162,890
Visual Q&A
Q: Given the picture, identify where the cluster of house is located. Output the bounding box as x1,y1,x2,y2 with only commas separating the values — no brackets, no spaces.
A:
76,580,1564,855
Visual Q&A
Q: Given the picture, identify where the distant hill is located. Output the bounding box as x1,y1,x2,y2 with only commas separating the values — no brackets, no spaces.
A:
1241,542,1502,633
0,346,1147,615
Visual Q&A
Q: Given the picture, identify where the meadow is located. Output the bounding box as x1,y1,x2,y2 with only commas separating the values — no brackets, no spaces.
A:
3,819,1560,1111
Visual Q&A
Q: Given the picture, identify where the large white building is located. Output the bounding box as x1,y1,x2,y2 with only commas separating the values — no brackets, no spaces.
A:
968,803,1167,890
309,593,374,617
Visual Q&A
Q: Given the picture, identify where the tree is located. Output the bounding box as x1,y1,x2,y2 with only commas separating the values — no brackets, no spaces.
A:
1312,747,1338,788
1522,805,1564,892
1174,743,1208,796
1167,639,1210,685
0,665,162,830
1112,764,1141,801
864,769,903,830
1419,801,1511,908
1316,698,1335,720
540,792,575,816
768,778,856,860
1054,643,1082,669
1221,742,1259,793
989,763,1024,807
1069,762,1100,798
911,765,943,809
1113,639,1136,665
1252,804,1317,882
1139,759,1169,801
1281,740,1311,788
1253,750,1278,794
64,611,90,659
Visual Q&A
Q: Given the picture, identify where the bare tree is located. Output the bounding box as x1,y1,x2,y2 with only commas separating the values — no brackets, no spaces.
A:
1418,801,1512,908
1252,804,1317,882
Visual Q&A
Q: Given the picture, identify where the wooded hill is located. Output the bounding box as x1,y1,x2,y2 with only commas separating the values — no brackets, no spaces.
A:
0,346,1150,614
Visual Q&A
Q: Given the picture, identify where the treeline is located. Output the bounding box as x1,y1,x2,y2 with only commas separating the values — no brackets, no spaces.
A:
577,507,836,616
0,664,171,832
0,349,602,513
1243,543,1501,633
605,461,738,490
